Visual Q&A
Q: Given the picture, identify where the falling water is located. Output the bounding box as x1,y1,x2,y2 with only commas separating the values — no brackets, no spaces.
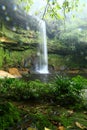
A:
36,20,49,74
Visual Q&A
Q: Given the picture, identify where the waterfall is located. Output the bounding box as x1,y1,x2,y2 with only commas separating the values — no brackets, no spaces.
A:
36,20,49,74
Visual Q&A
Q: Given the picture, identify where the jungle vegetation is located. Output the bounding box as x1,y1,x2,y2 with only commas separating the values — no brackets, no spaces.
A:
0,0,87,129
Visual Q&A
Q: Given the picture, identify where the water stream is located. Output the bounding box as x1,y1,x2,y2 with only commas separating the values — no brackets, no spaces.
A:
36,20,49,74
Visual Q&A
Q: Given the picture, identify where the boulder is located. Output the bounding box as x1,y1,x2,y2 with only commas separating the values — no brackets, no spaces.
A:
0,70,15,78
8,68,22,78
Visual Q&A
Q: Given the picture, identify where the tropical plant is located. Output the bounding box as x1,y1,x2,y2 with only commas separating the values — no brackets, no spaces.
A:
0,102,20,129
52,75,86,106
0,76,86,108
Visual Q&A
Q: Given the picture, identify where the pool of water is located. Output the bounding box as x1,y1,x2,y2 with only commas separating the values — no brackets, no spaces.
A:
23,73,55,82
22,71,87,83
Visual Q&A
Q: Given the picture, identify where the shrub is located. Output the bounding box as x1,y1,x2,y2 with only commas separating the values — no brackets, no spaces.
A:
28,80,53,100
0,102,20,129
0,76,86,107
52,75,86,106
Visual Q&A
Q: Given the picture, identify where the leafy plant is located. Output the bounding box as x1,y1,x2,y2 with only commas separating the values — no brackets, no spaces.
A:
52,75,86,106
0,76,86,108
28,112,56,130
0,102,20,129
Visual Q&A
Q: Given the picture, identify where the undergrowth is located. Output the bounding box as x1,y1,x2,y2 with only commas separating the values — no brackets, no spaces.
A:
0,101,20,130
0,75,87,107
0,75,87,129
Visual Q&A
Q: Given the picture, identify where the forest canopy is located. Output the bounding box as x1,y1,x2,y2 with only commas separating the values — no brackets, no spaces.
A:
17,0,81,19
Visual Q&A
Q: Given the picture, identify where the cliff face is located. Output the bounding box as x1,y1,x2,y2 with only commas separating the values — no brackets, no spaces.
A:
0,0,39,31
0,0,40,51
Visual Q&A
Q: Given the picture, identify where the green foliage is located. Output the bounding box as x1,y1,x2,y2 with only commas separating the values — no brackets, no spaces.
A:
72,75,87,89
47,1,63,19
62,0,79,12
0,102,20,129
0,78,52,100
0,47,36,69
16,0,80,20
17,0,33,12
28,80,56,100
0,75,86,108
0,78,30,100
44,0,80,19
0,48,4,68
21,103,87,130
28,112,56,130
52,75,86,106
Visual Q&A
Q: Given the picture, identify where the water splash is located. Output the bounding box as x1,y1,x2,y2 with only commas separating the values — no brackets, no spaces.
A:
36,20,49,74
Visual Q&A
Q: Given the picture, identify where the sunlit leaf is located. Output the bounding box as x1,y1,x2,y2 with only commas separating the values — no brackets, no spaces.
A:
75,122,86,129
58,126,65,130
67,110,74,115
44,127,51,130
27,127,37,130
